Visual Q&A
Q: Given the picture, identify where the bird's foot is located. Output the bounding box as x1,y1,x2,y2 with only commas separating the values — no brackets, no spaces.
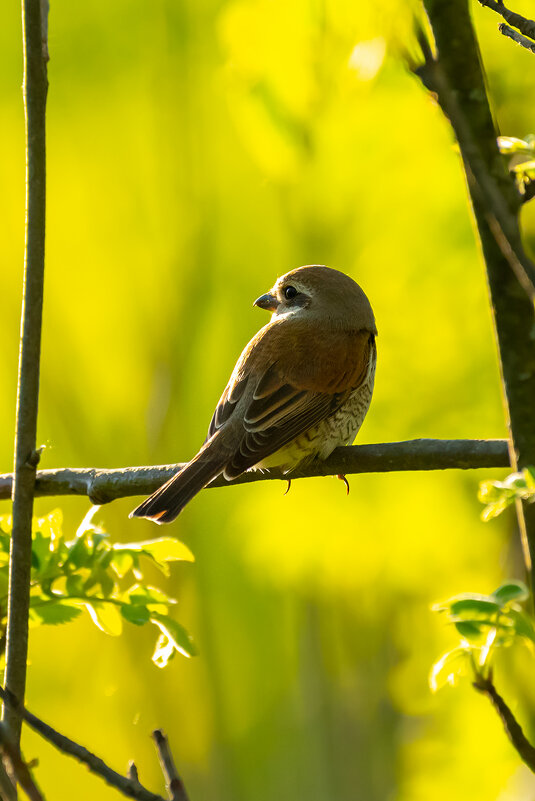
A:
337,474,350,496
284,479,292,496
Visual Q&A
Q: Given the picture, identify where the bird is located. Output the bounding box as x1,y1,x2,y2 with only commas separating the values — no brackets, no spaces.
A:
130,264,377,524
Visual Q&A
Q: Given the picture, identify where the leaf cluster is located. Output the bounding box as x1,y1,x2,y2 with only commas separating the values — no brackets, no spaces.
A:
0,509,197,667
430,581,534,691
478,466,535,521
498,135,535,197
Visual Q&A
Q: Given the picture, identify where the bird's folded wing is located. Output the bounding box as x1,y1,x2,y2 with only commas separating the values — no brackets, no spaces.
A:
206,328,374,479
223,387,343,479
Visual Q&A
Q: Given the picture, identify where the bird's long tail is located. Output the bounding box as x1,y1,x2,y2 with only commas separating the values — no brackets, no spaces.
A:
129,447,227,524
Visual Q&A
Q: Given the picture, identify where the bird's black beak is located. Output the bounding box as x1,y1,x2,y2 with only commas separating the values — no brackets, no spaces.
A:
253,292,278,312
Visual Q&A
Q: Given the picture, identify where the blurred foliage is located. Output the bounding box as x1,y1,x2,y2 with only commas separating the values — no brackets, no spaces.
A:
1,0,535,799
431,580,533,691
498,134,535,197
479,467,535,521
0,509,196,665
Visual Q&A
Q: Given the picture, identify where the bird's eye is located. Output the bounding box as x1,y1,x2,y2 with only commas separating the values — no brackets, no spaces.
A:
284,285,298,300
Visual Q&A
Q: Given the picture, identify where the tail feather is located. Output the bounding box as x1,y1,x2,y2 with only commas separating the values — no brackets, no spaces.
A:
129,450,227,524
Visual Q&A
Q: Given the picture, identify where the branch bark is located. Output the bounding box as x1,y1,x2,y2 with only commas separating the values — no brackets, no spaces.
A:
4,0,49,746
499,23,535,54
421,0,535,589
152,730,189,801
478,0,535,42
0,687,175,801
473,674,535,772
0,439,510,504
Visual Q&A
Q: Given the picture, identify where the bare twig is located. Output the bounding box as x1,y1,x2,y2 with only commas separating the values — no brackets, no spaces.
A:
152,730,189,801
4,0,49,746
0,687,169,801
499,23,535,54
478,0,535,42
473,674,535,772
0,440,510,504
0,721,45,801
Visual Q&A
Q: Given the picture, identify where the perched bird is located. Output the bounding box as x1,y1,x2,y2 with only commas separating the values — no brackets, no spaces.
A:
130,264,377,524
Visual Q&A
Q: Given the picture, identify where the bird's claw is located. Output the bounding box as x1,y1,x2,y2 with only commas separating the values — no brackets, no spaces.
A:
284,479,292,496
337,474,350,495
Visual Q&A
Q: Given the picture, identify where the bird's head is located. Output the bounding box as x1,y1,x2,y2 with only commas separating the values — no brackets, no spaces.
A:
254,264,377,333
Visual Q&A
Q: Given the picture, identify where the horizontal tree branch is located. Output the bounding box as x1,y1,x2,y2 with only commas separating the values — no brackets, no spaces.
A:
0,440,510,505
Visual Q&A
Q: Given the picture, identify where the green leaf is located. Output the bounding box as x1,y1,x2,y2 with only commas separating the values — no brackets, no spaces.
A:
65,574,85,596
152,633,177,668
85,602,123,636
115,538,194,576
111,551,134,578
31,529,52,574
121,603,151,626
430,647,471,692
126,584,175,606
449,597,500,617
30,601,82,626
97,570,116,598
454,620,489,642
512,159,535,179
523,466,535,492
497,135,534,155
64,535,91,569
492,581,529,606
508,609,535,645
151,613,197,663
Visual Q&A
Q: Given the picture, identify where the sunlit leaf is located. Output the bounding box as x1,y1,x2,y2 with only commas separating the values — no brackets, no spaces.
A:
430,647,470,692
508,609,535,645
121,603,151,626
497,135,534,154
152,633,176,669
85,602,123,636
30,601,82,626
126,584,175,606
454,620,489,642
115,538,194,576
512,159,535,178
97,569,116,598
449,597,500,617
524,466,535,491
151,613,197,661
492,581,529,606
111,551,134,578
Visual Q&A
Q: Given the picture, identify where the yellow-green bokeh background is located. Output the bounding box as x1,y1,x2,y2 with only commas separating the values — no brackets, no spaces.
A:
2,0,535,798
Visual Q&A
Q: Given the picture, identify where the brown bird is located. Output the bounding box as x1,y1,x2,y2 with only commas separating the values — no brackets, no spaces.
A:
130,264,377,524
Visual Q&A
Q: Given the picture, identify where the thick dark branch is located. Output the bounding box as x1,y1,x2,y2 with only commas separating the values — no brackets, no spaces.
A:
4,0,49,746
0,440,510,504
478,0,535,42
500,23,535,54
422,0,535,591
473,675,535,772
0,688,168,801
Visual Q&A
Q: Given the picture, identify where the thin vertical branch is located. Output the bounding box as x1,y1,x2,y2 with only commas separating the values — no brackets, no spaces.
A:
3,0,48,746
